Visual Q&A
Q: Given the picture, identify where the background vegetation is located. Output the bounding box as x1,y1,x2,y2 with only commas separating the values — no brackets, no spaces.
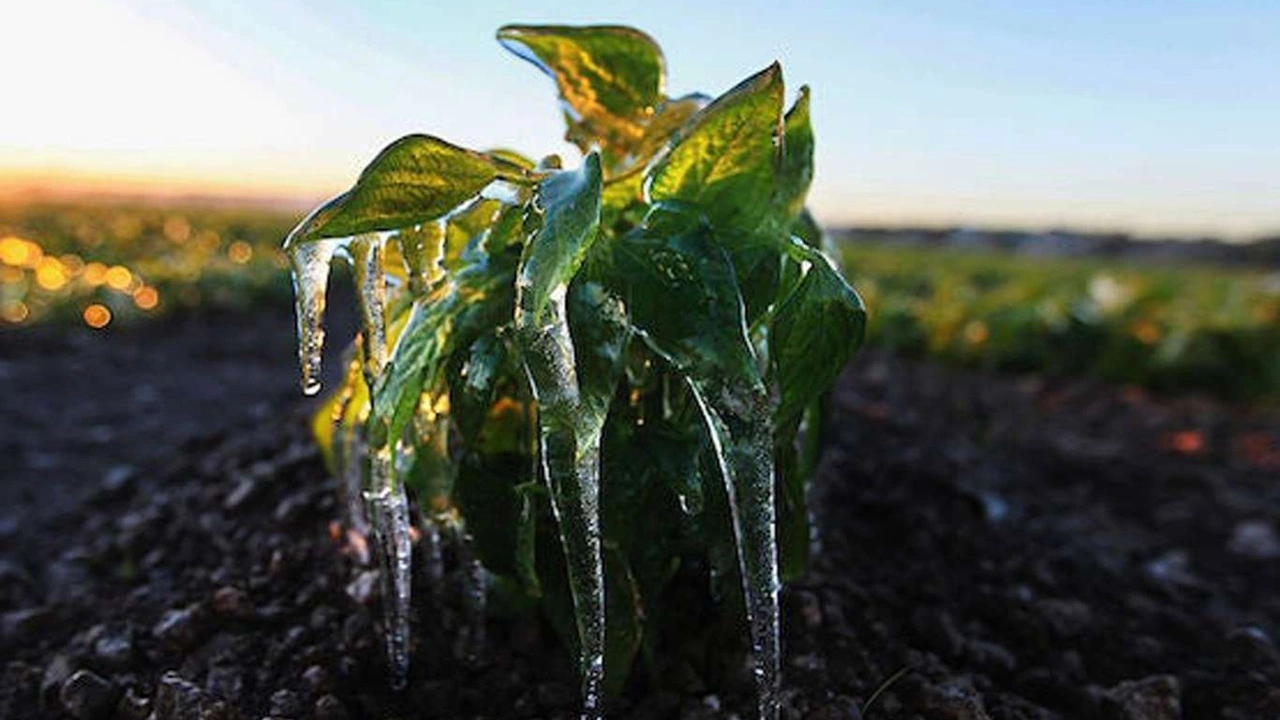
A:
4,199,1277,402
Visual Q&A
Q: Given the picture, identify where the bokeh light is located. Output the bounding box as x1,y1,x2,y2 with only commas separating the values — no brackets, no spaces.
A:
228,240,253,264
104,265,133,290
82,303,112,328
133,286,160,310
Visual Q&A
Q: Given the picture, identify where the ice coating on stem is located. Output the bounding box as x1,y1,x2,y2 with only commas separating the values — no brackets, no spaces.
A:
689,378,780,720
517,291,606,719
351,235,389,382
365,444,413,689
286,239,340,395
351,233,414,688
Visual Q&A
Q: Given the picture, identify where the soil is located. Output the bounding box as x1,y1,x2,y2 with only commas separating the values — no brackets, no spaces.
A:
2,300,1279,720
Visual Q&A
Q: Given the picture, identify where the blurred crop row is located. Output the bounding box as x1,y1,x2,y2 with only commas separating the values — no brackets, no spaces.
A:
843,239,1280,400
4,200,1278,401
0,201,295,327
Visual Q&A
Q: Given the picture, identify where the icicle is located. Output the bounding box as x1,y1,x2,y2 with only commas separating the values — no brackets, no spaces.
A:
689,379,780,720
286,239,340,395
517,288,606,720
364,444,412,690
351,234,388,383
350,232,412,689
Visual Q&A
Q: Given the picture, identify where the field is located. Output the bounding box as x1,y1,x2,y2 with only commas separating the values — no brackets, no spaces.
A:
5,199,1278,401
0,200,294,327
842,238,1280,401
3,200,1279,719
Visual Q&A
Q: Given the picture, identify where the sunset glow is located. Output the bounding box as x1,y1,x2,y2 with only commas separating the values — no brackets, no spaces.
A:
3,0,1278,238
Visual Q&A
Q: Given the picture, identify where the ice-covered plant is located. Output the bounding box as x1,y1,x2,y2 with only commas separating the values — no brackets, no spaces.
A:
284,24,864,720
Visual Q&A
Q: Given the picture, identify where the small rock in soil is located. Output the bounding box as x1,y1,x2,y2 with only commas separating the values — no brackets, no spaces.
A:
1103,675,1182,720
90,625,135,669
88,465,136,505
115,686,151,720
912,678,992,720
155,672,205,720
154,671,242,720
58,669,118,720
224,478,262,513
1142,549,1201,588
1228,520,1280,560
211,586,253,619
268,689,304,718
206,666,246,701
41,653,76,703
313,694,350,720
1226,625,1280,665
301,665,331,694
153,603,206,651
2,606,52,641
273,492,314,525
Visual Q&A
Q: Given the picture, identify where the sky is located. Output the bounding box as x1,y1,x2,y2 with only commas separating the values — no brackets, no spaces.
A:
2,0,1278,239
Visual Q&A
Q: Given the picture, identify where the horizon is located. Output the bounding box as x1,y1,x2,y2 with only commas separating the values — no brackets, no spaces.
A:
4,1,1278,240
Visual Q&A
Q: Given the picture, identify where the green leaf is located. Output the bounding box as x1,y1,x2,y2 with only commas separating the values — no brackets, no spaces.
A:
791,207,823,249
567,280,631,419
646,64,784,235
444,199,503,271
396,221,445,293
374,247,517,444
600,209,757,382
454,451,533,581
448,333,508,444
487,147,537,170
403,412,453,504
498,25,666,155
516,153,604,326
770,245,866,428
776,86,814,218
287,135,528,243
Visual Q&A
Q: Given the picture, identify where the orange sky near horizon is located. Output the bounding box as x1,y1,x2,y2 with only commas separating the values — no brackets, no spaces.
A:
4,1,1279,241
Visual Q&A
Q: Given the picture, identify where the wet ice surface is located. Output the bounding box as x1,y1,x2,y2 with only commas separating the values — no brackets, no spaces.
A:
517,292,607,718
291,231,417,689
287,239,341,396
691,380,781,720
365,458,413,690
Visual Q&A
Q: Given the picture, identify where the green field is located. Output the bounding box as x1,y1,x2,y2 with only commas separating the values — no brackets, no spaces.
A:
4,200,1278,400
843,240,1280,400
0,200,295,327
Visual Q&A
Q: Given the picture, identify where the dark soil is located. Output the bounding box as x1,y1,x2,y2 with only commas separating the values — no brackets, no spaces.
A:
2,303,1279,719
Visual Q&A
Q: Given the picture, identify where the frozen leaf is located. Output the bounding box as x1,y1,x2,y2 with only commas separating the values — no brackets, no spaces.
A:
289,135,530,242
499,25,665,160
646,64,784,236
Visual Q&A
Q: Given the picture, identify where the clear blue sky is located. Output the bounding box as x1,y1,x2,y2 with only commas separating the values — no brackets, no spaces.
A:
4,0,1278,238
